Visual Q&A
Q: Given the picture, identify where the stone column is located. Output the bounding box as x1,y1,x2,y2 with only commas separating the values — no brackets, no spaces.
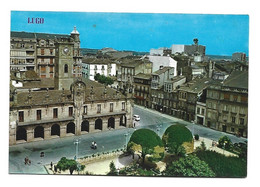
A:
75,118,81,136
44,126,51,140
60,123,67,138
26,127,34,142
103,117,108,131
89,120,95,133
115,118,120,129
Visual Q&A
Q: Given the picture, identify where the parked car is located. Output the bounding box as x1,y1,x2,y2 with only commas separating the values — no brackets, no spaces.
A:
133,115,140,121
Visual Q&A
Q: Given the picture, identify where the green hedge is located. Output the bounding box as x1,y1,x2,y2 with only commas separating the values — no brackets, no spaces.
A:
162,124,193,146
195,150,247,177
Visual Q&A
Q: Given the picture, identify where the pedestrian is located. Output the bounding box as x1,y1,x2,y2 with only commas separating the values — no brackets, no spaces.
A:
28,159,31,165
50,162,53,170
54,165,57,174
94,142,97,149
24,157,27,165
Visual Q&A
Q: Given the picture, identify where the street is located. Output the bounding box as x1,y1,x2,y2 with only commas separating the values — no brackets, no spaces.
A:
9,105,247,174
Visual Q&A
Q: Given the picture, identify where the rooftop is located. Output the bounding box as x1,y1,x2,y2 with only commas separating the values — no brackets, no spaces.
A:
178,77,219,93
11,31,70,40
165,75,186,83
133,73,151,80
152,66,174,75
13,79,125,107
223,70,248,90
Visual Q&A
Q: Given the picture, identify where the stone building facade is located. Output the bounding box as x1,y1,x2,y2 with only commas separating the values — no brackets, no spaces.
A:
205,71,248,137
10,27,82,79
133,73,152,107
9,79,133,145
117,57,152,91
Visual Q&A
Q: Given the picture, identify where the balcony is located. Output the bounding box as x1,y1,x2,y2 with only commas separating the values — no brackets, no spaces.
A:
18,117,74,126
82,111,126,119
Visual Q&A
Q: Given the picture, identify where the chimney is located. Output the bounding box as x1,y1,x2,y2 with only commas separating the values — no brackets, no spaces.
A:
104,86,107,99
61,88,66,102
28,89,32,104
90,86,94,100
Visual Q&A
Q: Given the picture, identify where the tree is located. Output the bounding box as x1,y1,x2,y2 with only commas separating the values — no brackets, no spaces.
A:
94,73,114,85
218,135,232,150
163,155,215,177
128,129,164,165
107,161,118,176
167,142,186,157
162,124,193,155
56,157,78,175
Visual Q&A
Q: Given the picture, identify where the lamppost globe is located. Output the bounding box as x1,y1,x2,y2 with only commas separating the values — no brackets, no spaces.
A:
73,138,81,160
124,133,129,149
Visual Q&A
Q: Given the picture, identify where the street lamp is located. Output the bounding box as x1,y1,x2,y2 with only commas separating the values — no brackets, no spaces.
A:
74,138,81,160
124,133,129,150
191,121,195,136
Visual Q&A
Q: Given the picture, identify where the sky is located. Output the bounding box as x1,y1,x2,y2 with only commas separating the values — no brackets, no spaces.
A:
10,11,249,56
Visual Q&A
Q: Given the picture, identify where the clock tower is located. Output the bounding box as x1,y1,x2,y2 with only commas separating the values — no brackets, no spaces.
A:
54,37,75,90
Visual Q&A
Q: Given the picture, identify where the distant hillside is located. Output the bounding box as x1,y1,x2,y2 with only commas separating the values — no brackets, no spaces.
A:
80,48,148,56
81,48,99,55
122,50,149,56
206,55,232,60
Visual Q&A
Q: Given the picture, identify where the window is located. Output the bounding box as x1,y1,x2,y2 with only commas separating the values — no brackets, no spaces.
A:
197,107,200,114
69,107,73,117
122,102,125,111
224,93,230,100
36,110,41,120
83,106,87,114
50,58,53,64
202,109,205,115
41,49,44,55
64,64,68,73
240,118,244,125
97,104,101,113
241,96,248,103
53,108,58,118
231,128,235,132
50,49,53,55
231,116,236,123
41,66,46,73
19,111,24,122
233,95,238,102
110,103,113,112
49,66,53,73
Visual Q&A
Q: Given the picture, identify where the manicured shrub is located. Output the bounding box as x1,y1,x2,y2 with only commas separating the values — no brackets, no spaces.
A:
129,128,163,149
162,124,193,146
128,129,164,165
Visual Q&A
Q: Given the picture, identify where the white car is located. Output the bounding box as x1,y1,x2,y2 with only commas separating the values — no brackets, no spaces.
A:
133,115,140,121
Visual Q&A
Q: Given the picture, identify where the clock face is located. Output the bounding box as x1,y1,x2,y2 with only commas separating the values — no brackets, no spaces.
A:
63,47,69,54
